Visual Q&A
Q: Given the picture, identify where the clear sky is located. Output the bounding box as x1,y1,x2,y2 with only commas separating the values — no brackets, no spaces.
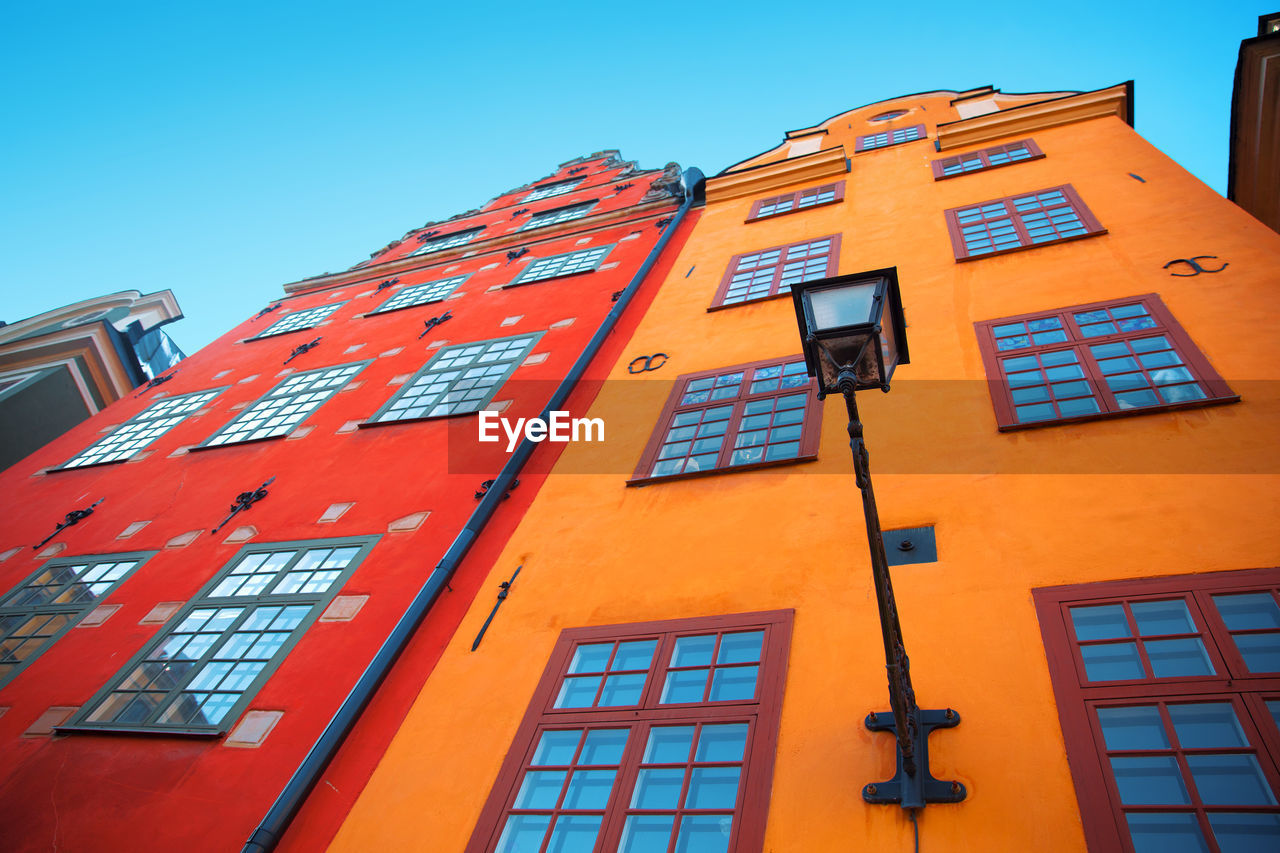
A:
0,1,1268,354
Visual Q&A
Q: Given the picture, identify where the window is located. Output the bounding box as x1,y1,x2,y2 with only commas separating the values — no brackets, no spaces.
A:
509,246,613,286
66,537,378,734
854,124,925,151
465,610,792,853
945,184,1105,260
525,179,583,202
710,235,840,308
59,389,223,468
410,227,485,256
369,276,468,315
249,303,343,340
1035,569,1280,853
932,139,1045,180
0,552,153,687
519,201,597,231
869,109,908,122
746,182,845,221
200,362,368,447
975,294,1237,430
367,334,541,422
630,357,821,484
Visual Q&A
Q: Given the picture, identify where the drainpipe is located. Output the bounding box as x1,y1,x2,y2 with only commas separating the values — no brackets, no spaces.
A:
243,167,705,853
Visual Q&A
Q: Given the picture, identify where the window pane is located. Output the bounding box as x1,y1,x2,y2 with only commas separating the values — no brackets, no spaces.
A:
717,631,763,664
532,730,582,766
613,640,657,671
546,814,602,853
631,767,684,809
1081,642,1145,681
1213,593,1280,630
514,770,565,808
1072,605,1131,640
620,815,675,853
569,643,611,673
1131,600,1196,636
496,814,551,853
1232,633,1280,672
579,729,628,765
695,724,749,762
685,767,741,808
1168,703,1248,748
1208,813,1280,852
555,675,601,708
1145,638,1214,677
1097,706,1169,750
562,769,616,809
1110,756,1191,804
672,635,715,667
599,673,646,706
708,666,758,701
1185,754,1277,805
674,815,732,853
661,669,707,704
1125,813,1209,853
644,726,695,763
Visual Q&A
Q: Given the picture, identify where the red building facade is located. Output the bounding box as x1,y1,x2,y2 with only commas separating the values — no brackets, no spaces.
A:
0,152,701,852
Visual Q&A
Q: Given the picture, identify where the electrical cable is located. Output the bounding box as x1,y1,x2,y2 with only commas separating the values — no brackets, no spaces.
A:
909,808,920,853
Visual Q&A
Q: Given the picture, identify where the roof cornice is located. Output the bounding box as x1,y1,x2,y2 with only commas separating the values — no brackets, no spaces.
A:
706,146,848,205
935,83,1131,151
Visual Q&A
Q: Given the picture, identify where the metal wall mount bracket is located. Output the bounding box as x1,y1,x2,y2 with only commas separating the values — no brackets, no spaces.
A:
863,708,966,808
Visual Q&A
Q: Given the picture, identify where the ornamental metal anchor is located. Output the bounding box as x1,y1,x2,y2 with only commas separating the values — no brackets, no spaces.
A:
33,499,104,550
418,311,453,339
136,371,176,397
283,338,321,365
211,477,275,534
471,565,522,651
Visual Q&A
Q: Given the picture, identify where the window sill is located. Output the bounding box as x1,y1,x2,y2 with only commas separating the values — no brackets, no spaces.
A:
243,327,321,343
627,454,818,487
365,298,448,317
44,458,129,474
188,434,287,452
55,723,224,738
995,394,1241,432
504,267,600,289
957,229,1107,263
706,291,792,313
356,409,482,429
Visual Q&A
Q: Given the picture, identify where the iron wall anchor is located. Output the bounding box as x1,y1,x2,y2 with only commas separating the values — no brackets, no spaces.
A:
863,708,966,808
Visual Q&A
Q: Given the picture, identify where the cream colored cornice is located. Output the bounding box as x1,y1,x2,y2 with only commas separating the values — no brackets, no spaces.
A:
936,84,1130,151
706,147,848,205
281,197,678,295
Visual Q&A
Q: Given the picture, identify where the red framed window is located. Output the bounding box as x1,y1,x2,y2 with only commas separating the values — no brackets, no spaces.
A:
854,124,925,151
974,294,1237,430
931,139,1045,180
710,235,840,309
629,357,822,484
746,182,845,221
465,610,793,853
1035,569,1280,853
945,184,1105,260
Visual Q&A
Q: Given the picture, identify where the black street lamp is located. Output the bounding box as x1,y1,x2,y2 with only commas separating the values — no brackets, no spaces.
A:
791,268,965,810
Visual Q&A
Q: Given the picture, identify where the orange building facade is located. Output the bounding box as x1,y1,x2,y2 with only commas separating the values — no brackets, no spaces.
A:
326,84,1280,853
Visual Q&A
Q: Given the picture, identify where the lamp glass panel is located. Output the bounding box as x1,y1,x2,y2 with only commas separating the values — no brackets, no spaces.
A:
805,281,880,333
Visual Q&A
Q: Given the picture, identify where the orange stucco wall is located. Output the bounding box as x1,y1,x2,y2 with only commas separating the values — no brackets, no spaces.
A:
328,90,1280,851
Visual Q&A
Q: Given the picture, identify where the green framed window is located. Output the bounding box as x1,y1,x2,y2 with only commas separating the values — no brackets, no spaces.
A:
248,303,343,340
524,179,582,202
410,227,485,256
367,334,542,422
65,536,379,735
199,361,369,447
509,246,613,286
0,552,154,687
519,201,598,232
59,388,224,468
370,275,469,315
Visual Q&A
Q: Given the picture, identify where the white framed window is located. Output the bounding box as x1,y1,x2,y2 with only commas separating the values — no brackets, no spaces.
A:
509,246,613,287
60,389,224,468
368,334,542,421
200,362,368,447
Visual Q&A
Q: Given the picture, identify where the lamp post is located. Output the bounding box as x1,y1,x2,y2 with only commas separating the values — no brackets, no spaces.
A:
791,268,965,810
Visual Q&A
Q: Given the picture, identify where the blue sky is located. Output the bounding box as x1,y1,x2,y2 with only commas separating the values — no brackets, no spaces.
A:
0,2,1268,354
